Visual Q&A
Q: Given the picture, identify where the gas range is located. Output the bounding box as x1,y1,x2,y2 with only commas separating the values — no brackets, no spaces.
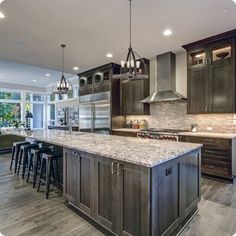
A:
137,128,189,141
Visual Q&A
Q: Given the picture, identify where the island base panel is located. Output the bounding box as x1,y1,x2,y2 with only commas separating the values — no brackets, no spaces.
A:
63,148,201,236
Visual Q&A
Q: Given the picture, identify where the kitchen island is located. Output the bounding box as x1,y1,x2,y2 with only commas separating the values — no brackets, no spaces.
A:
5,129,202,236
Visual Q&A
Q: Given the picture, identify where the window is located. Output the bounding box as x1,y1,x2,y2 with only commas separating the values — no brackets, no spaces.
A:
47,103,55,126
0,91,21,100
0,102,21,127
26,93,45,102
25,103,44,129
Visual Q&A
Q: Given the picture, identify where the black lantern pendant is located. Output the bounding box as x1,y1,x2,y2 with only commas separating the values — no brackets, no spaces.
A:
113,0,149,81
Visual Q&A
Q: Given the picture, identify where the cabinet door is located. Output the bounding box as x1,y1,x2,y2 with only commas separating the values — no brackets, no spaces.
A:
187,66,208,114
181,151,201,217
118,163,149,236
122,82,132,115
93,157,119,233
208,40,235,113
153,161,182,236
76,152,94,216
132,80,144,115
63,149,77,205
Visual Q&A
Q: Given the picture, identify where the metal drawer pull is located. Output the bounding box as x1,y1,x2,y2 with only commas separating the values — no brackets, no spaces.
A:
204,139,214,142
204,150,215,154
111,162,117,174
117,163,123,176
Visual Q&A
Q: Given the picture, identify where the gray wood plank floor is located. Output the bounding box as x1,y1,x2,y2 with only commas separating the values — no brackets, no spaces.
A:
1,153,236,236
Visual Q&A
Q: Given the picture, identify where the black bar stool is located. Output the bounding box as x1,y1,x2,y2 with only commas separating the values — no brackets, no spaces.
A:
17,143,39,179
26,146,52,187
9,141,30,172
37,151,62,199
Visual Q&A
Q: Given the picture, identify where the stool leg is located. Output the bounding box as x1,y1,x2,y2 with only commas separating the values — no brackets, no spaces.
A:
46,157,52,199
9,146,16,170
26,154,33,183
55,159,60,185
17,148,23,175
37,158,44,192
33,152,40,188
22,149,28,179
14,146,20,173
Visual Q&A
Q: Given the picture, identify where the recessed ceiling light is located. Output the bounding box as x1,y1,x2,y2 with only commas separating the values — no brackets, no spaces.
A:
73,66,79,71
0,0,5,5
222,8,229,14
106,53,113,58
45,73,50,77
0,11,5,19
232,0,236,4
33,80,36,82
163,29,172,36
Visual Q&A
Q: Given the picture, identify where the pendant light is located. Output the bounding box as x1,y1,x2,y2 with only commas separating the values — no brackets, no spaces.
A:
53,44,73,94
113,0,149,81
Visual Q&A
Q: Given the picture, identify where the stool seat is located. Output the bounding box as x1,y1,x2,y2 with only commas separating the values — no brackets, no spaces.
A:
37,151,62,199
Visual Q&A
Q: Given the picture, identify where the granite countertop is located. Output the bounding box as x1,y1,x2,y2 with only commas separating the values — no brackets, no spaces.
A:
112,128,140,133
179,132,236,139
4,129,202,168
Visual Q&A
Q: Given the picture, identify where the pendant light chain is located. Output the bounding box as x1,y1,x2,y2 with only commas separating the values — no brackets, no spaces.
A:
129,0,132,48
53,44,73,94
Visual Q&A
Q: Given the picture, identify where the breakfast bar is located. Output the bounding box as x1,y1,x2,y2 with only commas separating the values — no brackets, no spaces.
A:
5,129,202,236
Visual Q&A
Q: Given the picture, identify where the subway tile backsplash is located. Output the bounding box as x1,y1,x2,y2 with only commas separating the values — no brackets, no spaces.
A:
126,102,236,133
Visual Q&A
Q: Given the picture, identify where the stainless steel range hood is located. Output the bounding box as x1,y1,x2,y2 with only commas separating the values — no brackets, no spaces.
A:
141,52,186,103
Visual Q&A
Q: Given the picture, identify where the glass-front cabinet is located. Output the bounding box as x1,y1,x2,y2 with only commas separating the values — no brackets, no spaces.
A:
183,31,236,114
189,49,206,67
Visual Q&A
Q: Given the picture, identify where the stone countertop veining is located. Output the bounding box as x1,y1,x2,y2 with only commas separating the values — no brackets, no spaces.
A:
179,132,236,139
4,129,202,168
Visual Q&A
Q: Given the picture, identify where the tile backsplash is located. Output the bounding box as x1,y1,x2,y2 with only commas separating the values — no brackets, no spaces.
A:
126,102,236,133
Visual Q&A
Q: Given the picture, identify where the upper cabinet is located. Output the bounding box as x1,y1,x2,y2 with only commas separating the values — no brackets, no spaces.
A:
78,63,120,96
183,29,236,114
121,59,150,115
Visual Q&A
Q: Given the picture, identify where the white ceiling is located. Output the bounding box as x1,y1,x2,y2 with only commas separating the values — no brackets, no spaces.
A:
0,0,236,80
0,60,74,87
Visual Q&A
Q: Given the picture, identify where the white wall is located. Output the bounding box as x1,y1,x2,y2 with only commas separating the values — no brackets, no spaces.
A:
0,82,46,93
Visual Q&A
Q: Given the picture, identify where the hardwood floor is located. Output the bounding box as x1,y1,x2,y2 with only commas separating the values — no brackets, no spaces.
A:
1,153,236,236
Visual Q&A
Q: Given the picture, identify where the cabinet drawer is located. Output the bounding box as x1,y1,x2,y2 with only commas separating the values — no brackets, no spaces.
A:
202,148,231,161
180,135,231,151
202,159,231,177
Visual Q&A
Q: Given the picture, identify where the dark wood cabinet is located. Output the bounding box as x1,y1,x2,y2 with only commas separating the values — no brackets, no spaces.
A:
63,149,93,216
121,59,150,115
78,63,120,96
183,30,236,114
93,156,118,233
188,65,208,113
180,135,236,182
121,79,149,115
93,157,148,235
64,147,201,236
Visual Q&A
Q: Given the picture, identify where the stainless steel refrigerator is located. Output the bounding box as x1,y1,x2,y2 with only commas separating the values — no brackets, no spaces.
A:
79,98,110,134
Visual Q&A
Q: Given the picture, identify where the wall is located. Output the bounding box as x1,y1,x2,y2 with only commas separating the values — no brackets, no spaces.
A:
127,52,236,133
0,82,46,93
127,102,236,133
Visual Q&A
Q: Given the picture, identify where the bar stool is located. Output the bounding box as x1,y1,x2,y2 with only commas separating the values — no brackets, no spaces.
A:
37,151,62,199
17,143,39,179
26,146,52,188
9,141,30,172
